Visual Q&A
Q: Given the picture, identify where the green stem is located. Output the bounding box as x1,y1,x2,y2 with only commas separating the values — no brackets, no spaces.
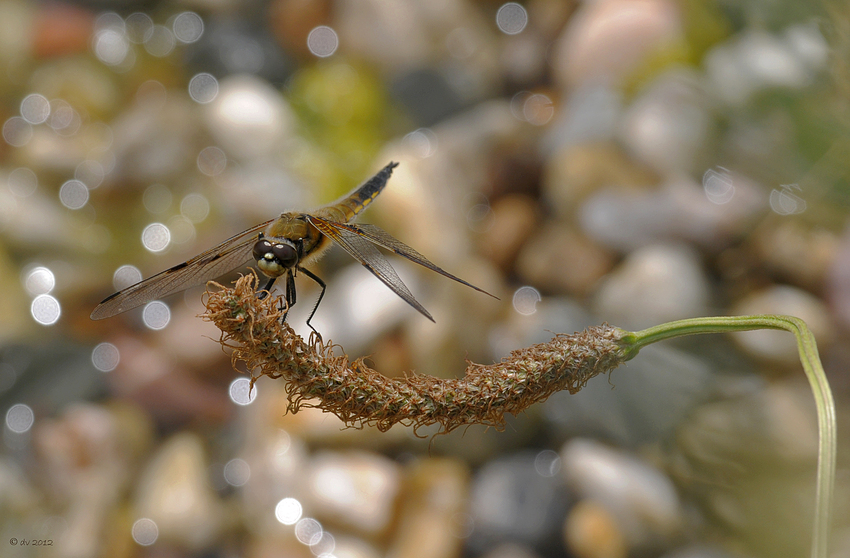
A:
619,315,835,558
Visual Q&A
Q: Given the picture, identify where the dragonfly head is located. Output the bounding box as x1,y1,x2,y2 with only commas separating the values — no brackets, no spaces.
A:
254,238,299,277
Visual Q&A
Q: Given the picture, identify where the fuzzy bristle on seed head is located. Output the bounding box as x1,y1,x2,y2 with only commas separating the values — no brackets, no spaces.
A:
202,272,630,434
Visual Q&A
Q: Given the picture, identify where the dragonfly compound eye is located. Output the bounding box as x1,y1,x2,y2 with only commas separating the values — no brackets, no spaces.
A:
252,239,273,262
271,243,298,267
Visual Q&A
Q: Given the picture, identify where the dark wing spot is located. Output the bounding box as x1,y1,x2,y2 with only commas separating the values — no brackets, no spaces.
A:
99,291,121,304
169,261,189,271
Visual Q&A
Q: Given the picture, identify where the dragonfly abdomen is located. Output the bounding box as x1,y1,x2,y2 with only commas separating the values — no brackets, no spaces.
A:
320,162,399,224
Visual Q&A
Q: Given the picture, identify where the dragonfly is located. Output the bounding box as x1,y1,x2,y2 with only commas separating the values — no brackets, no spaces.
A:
91,162,497,335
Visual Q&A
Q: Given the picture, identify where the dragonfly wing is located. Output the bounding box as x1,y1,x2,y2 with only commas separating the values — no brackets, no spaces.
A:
305,215,434,322
328,222,496,299
91,219,273,320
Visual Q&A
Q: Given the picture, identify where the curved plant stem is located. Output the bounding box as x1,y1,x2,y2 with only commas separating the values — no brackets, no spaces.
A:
620,315,835,558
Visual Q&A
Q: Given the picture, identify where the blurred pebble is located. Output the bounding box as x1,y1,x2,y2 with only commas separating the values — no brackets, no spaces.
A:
134,432,226,550
515,222,615,296
305,451,401,536
387,458,470,558
479,542,542,558
478,194,538,271
826,223,850,329
0,458,38,519
32,2,93,57
543,342,712,446
561,439,682,550
268,0,331,57
619,69,712,175
593,243,710,330
331,535,382,558
108,335,233,426
552,0,683,90
730,285,833,366
205,74,295,160
752,220,838,291
673,381,838,557
543,142,658,218
658,545,742,558
705,26,826,106
579,173,764,253
111,94,196,183
467,452,569,554
563,499,627,558
33,403,153,556
541,85,623,154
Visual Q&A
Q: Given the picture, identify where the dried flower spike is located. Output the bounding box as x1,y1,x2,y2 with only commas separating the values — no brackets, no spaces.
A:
203,273,631,434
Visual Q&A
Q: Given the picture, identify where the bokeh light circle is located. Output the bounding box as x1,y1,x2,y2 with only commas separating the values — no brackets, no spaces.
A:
275,498,303,525
229,378,257,406
23,266,55,295
173,12,204,43
31,295,61,325
59,179,89,209
3,116,33,147
131,518,158,546
496,3,528,35
20,93,51,124
512,286,541,315
92,342,120,372
113,265,143,290
307,26,339,57
142,301,171,330
141,223,171,252
5,403,34,433
197,146,227,176
188,73,219,104
8,167,38,197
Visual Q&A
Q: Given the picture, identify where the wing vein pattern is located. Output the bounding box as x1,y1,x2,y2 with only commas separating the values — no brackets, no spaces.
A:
90,219,272,319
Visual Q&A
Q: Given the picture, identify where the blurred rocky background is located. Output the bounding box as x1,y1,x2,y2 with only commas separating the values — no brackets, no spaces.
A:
1,1,849,557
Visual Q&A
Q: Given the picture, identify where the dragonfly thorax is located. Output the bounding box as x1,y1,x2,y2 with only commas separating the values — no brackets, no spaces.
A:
254,237,299,277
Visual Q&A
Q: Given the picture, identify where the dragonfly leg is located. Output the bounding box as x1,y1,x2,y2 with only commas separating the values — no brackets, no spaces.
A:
256,276,277,300
299,267,326,342
281,270,297,321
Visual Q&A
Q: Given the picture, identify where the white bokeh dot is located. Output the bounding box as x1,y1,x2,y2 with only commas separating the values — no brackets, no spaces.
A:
229,378,257,406
197,146,227,176
31,295,61,325
144,24,176,57
8,167,38,197
143,184,172,214
131,518,159,546
125,12,154,44
23,266,55,295
92,343,120,372
188,73,219,103
307,26,339,57
223,458,251,486
3,116,33,147
534,449,561,477
5,403,34,433
20,93,51,124
59,179,89,209
496,3,528,35
180,193,210,223
93,28,130,66
512,286,541,316
294,518,323,546
404,128,438,158
75,160,105,189
173,12,204,43
113,265,143,290
141,223,171,252
275,498,303,525
142,301,170,330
